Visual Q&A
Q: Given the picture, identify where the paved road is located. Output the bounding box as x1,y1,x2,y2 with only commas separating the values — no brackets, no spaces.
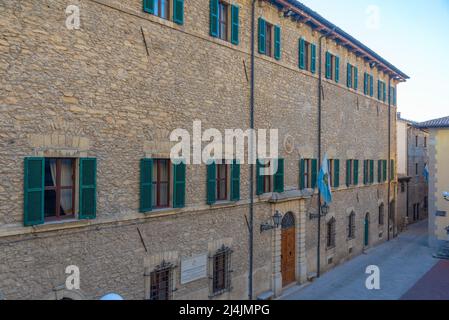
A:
282,220,440,300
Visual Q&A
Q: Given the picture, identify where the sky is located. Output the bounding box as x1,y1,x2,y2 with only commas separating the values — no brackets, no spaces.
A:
299,0,449,122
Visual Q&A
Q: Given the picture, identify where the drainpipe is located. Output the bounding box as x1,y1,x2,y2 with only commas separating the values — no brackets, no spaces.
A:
316,27,335,278
387,76,392,240
248,0,256,301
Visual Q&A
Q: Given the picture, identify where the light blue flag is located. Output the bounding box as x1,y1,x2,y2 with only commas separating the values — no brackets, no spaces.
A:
318,154,333,204
423,164,429,183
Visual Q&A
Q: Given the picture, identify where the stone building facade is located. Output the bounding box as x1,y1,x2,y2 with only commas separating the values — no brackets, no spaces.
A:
0,0,407,299
418,117,449,249
396,114,429,231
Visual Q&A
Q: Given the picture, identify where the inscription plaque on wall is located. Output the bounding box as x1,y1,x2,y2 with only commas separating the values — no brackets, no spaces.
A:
180,254,208,284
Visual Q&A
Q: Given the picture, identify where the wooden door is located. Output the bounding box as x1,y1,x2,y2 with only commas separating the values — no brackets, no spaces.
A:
281,225,296,287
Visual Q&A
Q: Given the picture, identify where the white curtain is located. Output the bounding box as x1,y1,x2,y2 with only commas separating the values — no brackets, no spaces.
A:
60,160,73,214
50,160,73,214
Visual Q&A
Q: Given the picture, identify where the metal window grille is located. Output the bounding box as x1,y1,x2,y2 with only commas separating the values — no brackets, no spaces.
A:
327,218,336,248
348,213,356,239
379,205,385,225
150,260,175,300
210,245,233,297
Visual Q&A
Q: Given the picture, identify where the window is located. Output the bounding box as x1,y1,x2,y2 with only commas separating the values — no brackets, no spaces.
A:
348,212,356,240
261,160,272,194
347,63,358,90
300,159,317,189
364,73,374,97
424,196,428,210
258,18,280,59
326,218,336,248
211,245,232,296
154,0,169,19
217,1,228,41
379,204,384,225
363,160,374,184
346,160,353,187
424,137,427,148
265,22,272,57
416,135,419,147
299,38,316,73
44,158,75,221
150,260,175,300
143,0,184,24
415,163,419,176
216,162,228,201
152,159,170,209
326,52,339,82
378,80,387,102
207,160,240,204
24,157,97,227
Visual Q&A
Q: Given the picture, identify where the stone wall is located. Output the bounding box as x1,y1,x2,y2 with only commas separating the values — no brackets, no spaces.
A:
0,0,400,299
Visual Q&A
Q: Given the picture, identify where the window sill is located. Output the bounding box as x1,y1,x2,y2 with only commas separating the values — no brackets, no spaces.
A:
209,200,237,208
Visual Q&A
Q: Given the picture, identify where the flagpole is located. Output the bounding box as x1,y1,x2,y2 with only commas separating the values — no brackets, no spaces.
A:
317,28,333,278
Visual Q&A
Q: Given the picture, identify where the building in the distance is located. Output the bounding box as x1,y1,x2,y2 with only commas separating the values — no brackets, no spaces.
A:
0,0,407,299
418,116,449,249
396,114,429,231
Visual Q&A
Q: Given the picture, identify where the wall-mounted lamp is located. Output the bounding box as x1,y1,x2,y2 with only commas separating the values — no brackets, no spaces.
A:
260,210,283,233
309,203,330,219
444,192,449,202
369,61,377,69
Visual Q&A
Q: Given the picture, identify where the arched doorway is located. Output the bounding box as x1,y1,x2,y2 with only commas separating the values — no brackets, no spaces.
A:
281,212,296,287
364,213,370,247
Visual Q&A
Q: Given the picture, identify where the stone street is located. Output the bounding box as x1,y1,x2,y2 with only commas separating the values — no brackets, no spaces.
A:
281,220,448,300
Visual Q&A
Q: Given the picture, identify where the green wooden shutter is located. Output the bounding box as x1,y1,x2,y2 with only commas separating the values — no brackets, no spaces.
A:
140,158,153,213
378,160,382,183
311,159,318,189
390,159,395,181
370,75,374,97
334,159,340,188
325,52,331,79
230,4,239,45
299,38,305,70
258,18,266,54
383,159,387,182
173,161,186,208
354,160,359,185
347,63,352,88
210,0,219,37
23,157,45,226
79,158,97,219
335,56,340,83
383,82,387,102
299,159,305,190
173,0,184,25
274,25,281,60
363,160,368,185
364,73,368,95
256,159,264,195
354,67,358,90
143,0,154,14
311,43,316,74
230,160,240,201
346,160,351,187
274,159,284,193
393,87,397,106
378,80,381,100
207,161,216,205
370,160,374,184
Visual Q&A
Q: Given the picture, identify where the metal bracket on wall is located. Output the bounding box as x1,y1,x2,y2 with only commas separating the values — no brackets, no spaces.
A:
243,59,249,83
141,27,150,57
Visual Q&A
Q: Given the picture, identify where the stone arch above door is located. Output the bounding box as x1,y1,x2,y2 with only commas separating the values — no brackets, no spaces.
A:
282,212,295,229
